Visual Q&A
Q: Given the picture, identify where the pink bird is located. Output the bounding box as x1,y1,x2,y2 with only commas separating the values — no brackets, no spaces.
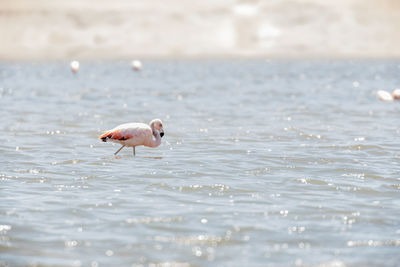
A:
99,119,164,156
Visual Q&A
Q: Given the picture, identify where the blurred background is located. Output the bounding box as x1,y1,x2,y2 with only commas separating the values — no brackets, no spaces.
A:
2,1,400,267
1,0,400,60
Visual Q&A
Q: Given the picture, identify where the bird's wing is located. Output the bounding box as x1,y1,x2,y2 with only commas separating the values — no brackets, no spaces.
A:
99,123,151,142
99,129,133,141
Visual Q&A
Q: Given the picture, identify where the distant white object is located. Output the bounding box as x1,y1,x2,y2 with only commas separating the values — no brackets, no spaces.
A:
392,88,400,100
70,60,79,73
376,90,393,102
131,60,142,71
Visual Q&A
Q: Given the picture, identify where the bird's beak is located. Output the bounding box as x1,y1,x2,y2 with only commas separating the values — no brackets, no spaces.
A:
160,132,164,138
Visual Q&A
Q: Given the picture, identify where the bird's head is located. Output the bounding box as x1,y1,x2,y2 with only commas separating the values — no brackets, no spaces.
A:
150,119,164,137
393,88,400,100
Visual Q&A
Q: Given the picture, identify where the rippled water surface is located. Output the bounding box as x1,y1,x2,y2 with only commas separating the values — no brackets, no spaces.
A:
1,60,400,266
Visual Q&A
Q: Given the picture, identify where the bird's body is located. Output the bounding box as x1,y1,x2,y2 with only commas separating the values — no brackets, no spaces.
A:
131,60,142,71
70,60,79,73
99,119,164,156
100,123,160,148
377,90,393,102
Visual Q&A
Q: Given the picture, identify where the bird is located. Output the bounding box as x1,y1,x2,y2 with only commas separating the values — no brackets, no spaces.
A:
99,119,164,156
70,60,80,73
131,60,142,71
376,90,393,102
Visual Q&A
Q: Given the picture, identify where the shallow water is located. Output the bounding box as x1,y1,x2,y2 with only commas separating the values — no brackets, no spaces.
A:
1,60,400,266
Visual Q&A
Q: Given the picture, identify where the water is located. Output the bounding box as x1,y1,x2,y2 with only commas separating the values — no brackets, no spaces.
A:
1,60,400,266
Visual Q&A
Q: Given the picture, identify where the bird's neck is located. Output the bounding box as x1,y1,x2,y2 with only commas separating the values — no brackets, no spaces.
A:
148,130,162,148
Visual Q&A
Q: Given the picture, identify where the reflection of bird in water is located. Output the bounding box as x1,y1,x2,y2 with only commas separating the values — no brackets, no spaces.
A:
99,119,164,156
70,60,79,73
376,89,400,102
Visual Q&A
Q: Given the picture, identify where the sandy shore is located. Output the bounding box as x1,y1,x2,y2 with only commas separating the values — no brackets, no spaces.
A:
1,0,400,60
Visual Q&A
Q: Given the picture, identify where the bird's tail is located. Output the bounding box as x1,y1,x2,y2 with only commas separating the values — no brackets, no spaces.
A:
99,131,112,142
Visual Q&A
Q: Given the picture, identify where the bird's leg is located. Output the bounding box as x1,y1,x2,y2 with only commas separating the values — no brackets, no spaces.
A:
133,146,136,156
114,145,125,155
